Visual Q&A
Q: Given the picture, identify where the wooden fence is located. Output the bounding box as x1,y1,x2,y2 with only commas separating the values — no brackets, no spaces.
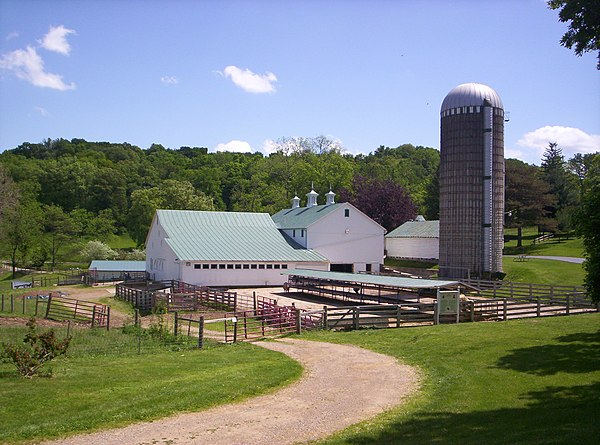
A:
45,294,110,329
1,293,50,317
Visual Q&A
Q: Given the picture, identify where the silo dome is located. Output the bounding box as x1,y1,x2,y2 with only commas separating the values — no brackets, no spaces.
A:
441,82,503,113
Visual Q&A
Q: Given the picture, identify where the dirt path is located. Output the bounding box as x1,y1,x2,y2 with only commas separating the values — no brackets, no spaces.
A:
39,338,419,445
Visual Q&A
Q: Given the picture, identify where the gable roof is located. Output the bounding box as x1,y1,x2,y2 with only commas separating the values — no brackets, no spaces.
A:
271,203,343,229
89,260,146,272
154,210,327,262
386,220,439,238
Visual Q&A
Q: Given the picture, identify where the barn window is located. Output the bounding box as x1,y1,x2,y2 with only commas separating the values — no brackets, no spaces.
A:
282,264,288,269
251,264,257,269
211,264,217,269
219,264,226,269
243,264,249,269
266,264,273,269
301,229,305,237
194,264,201,269
293,229,296,237
227,264,234,269
274,264,280,269
259,264,265,269
344,209,350,217
235,264,241,269
202,264,209,269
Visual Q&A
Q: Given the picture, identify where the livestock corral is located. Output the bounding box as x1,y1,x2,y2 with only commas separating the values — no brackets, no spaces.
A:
113,271,598,345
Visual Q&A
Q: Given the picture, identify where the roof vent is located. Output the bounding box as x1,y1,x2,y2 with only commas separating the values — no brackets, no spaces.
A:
306,187,319,207
325,189,335,205
291,195,300,209
415,215,426,222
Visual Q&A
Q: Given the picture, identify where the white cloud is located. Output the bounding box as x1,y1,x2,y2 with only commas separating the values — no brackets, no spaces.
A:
34,106,49,117
214,140,254,153
161,76,178,85
0,46,75,90
222,65,277,93
40,25,75,55
262,139,278,154
517,126,600,161
6,32,19,41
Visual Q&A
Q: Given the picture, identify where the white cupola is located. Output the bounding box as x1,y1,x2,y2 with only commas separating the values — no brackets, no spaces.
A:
325,189,335,205
291,195,300,209
306,187,319,207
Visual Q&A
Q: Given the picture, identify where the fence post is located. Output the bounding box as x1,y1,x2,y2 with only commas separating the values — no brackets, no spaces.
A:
470,301,475,322
566,295,570,315
106,307,110,331
198,316,204,349
134,309,139,328
11,294,14,313
45,293,52,318
433,303,439,325
91,306,96,328
22,295,25,314
503,299,508,321
295,309,302,335
323,306,328,330
233,318,238,344
253,291,257,314
353,307,359,330
537,297,541,317
35,295,39,316
396,305,402,328
174,311,179,336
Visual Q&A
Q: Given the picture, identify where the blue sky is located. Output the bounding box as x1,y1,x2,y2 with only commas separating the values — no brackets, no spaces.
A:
1,0,598,165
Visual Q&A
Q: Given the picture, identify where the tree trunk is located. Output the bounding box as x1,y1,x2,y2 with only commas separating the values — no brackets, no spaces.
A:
517,226,523,248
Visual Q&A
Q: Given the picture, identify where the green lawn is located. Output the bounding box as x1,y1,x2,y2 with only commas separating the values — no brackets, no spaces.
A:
0,325,302,444
504,227,584,257
305,313,600,445
502,257,585,286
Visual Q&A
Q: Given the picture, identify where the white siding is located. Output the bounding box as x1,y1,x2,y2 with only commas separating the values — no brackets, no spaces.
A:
179,261,328,287
385,238,439,260
146,219,180,281
307,204,385,271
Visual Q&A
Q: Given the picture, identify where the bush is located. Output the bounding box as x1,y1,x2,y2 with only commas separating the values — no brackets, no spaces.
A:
2,318,71,378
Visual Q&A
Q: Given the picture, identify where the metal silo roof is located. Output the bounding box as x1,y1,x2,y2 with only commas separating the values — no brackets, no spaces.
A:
441,82,503,112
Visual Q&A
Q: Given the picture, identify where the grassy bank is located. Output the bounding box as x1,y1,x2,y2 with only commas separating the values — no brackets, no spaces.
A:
0,325,301,444
502,257,584,286
305,313,600,445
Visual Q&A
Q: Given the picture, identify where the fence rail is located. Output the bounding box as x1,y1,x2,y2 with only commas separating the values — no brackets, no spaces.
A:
45,295,110,329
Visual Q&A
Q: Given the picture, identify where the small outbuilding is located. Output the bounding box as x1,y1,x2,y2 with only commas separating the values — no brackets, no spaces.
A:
385,216,439,261
88,260,147,283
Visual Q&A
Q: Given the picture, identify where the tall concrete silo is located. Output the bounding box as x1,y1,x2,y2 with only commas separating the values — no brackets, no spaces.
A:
439,83,505,279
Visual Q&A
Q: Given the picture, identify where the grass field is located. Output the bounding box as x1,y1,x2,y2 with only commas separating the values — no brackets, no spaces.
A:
504,227,584,257
305,313,600,445
0,325,302,444
502,257,585,286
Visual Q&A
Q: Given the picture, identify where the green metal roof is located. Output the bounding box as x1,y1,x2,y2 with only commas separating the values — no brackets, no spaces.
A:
156,210,328,262
283,269,459,289
386,220,439,238
89,260,146,272
271,203,343,229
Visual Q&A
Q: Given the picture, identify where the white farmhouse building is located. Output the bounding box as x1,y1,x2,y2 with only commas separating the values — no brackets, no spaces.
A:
385,216,439,261
146,210,328,287
271,189,386,273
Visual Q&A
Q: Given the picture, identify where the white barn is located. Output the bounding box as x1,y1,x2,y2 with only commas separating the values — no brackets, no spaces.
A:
385,216,439,261
272,189,386,273
146,210,328,287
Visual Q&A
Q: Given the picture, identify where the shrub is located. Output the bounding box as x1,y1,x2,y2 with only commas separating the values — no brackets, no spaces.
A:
2,318,71,378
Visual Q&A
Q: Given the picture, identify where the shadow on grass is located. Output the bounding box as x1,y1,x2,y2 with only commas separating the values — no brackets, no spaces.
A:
339,382,600,445
495,329,600,375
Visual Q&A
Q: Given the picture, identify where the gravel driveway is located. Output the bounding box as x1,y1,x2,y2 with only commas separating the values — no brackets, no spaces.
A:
39,338,419,445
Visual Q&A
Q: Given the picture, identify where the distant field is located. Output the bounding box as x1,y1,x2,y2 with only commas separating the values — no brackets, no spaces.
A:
504,227,584,257
307,313,600,445
502,257,584,286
